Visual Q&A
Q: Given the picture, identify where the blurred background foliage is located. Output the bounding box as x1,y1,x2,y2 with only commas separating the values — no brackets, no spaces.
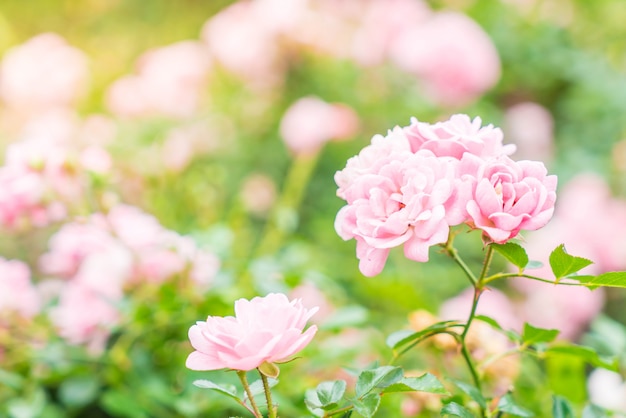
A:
1,0,626,417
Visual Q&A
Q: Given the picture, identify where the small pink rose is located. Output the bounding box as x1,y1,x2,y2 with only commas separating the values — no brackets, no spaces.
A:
186,293,318,371
466,156,557,243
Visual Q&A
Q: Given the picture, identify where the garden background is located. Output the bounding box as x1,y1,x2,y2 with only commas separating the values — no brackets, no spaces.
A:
2,0,626,416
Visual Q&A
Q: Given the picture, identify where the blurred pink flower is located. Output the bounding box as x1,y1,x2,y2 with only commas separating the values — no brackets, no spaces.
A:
201,2,284,87
39,220,118,278
106,41,210,118
240,173,277,215
279,96,359,155
106,204,165,249
0,258,40,319
513,278,604,340
160,121,221,172
504,102,554,162
50,282,120,351
0,33,89,111
466,157,557,243
289,282,335,324
439,287,522,332
350,0,431,66
390,12,500,106
186,293,318,371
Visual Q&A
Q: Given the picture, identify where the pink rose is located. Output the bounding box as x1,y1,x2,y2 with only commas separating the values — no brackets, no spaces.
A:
279,96,359,155
389,12,500,106
106,41,210,119
200,2,284,87
335,150,459,276
404,114,515,159
0,33,89,111
186,293,318,371
0,258,40,319
335,127,413,200
466,156,557,243
504,102,554,162
50,282,120,351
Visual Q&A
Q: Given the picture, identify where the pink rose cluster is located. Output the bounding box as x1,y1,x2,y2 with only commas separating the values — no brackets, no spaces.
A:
199,0,498,104
335,114,557,276
186,293,318,371
42,204,220,350
0,258,40,320
0,110,112,230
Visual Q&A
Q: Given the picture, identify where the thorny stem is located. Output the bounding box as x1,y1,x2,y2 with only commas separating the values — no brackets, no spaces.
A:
260,370,277,418
237,370,263,418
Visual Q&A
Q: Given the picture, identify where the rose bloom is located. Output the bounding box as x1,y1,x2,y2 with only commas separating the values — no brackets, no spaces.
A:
0,258,40,319
504,102,554,162
186,293,318,371
465,156,557,243
389,12,500,107
0,33,89,111
404,114,515,159
279,96,359,155
335,149,460,276
50,282,120,352
106,41,210,119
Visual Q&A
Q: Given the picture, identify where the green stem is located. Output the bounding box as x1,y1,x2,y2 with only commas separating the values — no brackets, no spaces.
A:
237,371,263,418
478,246,495,286
259,370,277,418
254,152,320,257
459,285,483,399
482,272,588,287
323,405,354,417
442,242,478,285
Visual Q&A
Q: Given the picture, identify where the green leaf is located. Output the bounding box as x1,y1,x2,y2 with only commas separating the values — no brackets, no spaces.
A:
244,378,278,401
491,242,529,269
355,366,403,397
552,395,575,418
304,390,330,415
353,393,381,418
308,380,346,409
579,272,626,289
58,376,100,408
101,390,149,418
549,245,593,279
382,373,449,395
582,403,610,418
193,380,239,401
387,320,462,350
545,344,618,371
441,402,476,418
449,379,486,409
0,368,25,390
497,394,534,417
522,323,560,345
386,330,415,348
7,389,46,418
474,315,522,342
